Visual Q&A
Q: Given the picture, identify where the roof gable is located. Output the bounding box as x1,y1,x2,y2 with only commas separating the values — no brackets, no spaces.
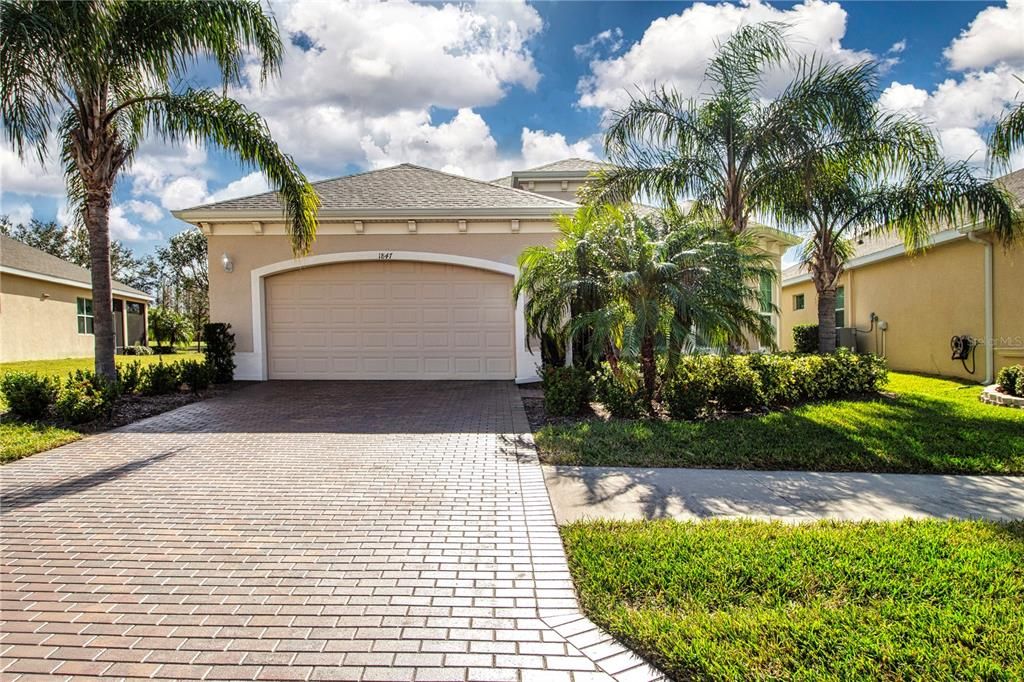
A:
177,164,578,216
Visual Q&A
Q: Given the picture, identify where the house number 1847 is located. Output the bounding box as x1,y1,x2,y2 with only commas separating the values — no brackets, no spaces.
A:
378,252,393,260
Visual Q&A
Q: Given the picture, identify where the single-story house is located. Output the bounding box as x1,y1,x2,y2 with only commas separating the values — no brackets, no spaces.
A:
0,235,151,362
173,159,798,382
779,168,1024,383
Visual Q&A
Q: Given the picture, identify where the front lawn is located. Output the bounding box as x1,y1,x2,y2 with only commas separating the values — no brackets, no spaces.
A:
0,422,83,463
563,519,1024,681
536,372,1024,474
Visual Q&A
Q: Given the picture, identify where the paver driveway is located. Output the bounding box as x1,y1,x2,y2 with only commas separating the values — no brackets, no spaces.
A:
1,382,661,682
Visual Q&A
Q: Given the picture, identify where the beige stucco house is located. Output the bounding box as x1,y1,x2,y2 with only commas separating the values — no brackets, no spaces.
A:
0,235,151,362
780,169,1024,384
173,159,799,383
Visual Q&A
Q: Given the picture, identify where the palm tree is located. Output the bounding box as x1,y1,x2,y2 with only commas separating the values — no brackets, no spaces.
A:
515,205,774,405
990,76,1024,168
768,106,1021,352
0,0,320,379
584,22,878,234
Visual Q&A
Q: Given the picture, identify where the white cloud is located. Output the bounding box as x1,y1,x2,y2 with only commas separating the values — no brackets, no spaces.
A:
574,28,624,59
125,199,164,223
2,201,34,225
938,127,988,163
944,0,1024,71
578,0,876,112
0,144,65,197
888,40,907,55
206,172,271,204
159,176,209,211
108,205,149,241
878,81,929,112
520,129,600,168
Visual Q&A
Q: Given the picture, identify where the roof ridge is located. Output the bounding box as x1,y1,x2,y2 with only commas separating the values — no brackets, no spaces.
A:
398,163,579,207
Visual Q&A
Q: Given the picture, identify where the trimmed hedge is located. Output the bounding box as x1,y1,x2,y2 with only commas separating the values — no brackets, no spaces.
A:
55,370,119,424
662,350,887,420
203,322,236,383
541,366,591,417
793,324,819,353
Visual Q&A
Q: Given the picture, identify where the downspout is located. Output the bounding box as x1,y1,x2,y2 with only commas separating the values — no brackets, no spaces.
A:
967,231,994,384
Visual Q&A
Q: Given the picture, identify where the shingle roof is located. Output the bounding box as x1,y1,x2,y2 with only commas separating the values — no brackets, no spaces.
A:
180,164,578,214
0,235,150,299
490,158,612,185
781,169,1024,282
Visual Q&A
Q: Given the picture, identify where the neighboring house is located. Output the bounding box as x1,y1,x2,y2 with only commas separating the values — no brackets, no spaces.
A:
780,169,1024,384
173,160,799,382
0,235,151,362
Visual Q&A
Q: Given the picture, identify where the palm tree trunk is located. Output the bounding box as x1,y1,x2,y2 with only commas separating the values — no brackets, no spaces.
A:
85,191,117,380
640,334,657,406
816,285,838,353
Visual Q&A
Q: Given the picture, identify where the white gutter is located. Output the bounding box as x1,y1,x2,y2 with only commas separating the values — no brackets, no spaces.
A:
966,231,995,384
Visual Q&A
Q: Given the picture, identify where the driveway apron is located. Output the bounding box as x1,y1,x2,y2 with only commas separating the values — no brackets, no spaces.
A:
1,381,661,681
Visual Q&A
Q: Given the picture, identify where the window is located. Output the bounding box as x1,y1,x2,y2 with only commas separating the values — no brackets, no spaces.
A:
758,272,774,326
77,297,94,334
835,286,845,327
793,293,805,311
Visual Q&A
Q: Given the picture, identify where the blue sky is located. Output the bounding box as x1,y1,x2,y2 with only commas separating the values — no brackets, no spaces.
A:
1,0,1022,259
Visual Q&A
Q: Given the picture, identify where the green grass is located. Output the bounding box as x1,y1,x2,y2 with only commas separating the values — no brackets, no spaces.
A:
0,352,204,462
0,421,83,463
536,372,1024,474
562,519,1024,681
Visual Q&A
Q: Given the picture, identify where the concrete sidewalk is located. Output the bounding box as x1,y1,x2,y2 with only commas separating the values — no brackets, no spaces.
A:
544,466,1024,524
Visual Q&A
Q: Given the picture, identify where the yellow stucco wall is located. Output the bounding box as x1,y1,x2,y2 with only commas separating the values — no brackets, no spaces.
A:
0,273,149,362
780,236,1023,381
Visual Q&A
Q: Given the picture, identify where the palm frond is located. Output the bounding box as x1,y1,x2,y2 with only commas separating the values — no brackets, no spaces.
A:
989,90,1024,169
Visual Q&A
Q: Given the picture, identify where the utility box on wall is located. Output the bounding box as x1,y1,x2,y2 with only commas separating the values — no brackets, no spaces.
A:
837,327,857,351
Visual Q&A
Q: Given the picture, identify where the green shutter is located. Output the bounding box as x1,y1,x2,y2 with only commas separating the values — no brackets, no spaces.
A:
759,273,772,314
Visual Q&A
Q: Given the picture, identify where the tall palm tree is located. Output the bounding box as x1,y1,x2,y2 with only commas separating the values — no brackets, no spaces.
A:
990,76,1024,168
515,205,774,405
0,0,320,379
768,109,1021,352
584,22,878,234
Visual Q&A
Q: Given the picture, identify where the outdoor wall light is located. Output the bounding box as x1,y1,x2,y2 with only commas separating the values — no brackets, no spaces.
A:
221,253,234,273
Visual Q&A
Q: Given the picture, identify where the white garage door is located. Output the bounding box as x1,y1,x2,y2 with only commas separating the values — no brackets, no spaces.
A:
265,261,515,380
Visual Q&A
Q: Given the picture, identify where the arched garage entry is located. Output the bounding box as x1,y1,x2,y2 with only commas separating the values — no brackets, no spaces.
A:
249,252,539,382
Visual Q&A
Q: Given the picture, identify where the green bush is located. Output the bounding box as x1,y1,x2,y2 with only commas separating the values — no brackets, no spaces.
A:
140,362,181,396
118,360,144,395
793,324,819,353
123,344,153,356
203,322,236,383
747,353,797,406
593,363,647,418
178,360,213,394
55,370,119,424
0,372,57,420
997,365,1023,397
714,355,765,412
663,356,716,420
1017,374,1024,399
541,365,591,417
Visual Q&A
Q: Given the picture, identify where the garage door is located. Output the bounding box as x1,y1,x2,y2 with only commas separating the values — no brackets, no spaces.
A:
265,261,515,380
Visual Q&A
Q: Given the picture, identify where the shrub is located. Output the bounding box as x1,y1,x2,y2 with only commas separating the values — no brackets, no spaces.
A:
663,357,716,420
793,324,819,353
1017,374,1024,399
118,360,144,395
55,370,119,424
178,360,213,394
123,344,153,356
0,372,57,420
593,363,647,418
141,361,181,396
714,355,765,412
747,353,797,406
997,365,1023,397
203,322,236,383
541,365,590,417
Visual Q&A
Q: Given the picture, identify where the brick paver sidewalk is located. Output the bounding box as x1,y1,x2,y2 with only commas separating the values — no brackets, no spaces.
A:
1,381,661,681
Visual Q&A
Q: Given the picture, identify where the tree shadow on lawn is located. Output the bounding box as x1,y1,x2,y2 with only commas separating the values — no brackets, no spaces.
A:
545,390,1024,475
